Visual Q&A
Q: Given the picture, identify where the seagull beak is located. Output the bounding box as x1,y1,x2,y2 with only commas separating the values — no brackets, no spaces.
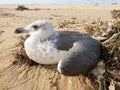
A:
15,28,28,34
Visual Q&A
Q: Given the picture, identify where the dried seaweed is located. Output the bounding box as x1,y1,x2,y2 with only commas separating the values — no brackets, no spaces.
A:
83,9,120,90
15,5,29,11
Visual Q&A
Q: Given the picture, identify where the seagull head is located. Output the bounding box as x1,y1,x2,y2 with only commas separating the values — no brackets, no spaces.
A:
15,20,55,40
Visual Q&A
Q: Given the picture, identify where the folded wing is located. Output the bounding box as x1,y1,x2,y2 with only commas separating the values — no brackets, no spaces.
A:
57,37,101,76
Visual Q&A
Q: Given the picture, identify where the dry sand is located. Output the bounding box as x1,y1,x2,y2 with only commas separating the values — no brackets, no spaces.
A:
0,4,120,90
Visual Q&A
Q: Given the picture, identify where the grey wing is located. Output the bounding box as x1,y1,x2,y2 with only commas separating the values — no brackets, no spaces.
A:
54,31,86,51
57,38,101,76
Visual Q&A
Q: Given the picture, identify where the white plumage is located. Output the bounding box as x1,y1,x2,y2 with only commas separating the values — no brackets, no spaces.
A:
23,21,67,64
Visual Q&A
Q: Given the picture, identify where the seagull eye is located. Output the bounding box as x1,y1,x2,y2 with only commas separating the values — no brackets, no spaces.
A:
33,25,39,30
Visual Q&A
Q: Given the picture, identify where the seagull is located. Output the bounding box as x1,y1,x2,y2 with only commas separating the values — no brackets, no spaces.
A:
15,20,101,76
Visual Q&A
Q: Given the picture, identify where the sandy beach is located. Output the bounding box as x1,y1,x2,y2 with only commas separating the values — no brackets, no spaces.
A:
0,4,120,90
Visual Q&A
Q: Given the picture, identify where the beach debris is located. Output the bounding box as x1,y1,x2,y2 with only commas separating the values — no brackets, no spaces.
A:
57,19,82,32
111,10,120,19
58,19,78,28
84,18,114,38
15,5,29,11
83,9,120,90
92,61,105,90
